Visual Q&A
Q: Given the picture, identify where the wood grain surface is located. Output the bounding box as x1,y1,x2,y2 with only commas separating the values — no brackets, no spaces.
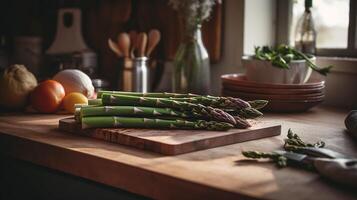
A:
58,118,281,155
0,107,356,200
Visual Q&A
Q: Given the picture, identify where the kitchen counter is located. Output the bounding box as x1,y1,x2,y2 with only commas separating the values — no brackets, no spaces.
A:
0,106,356,200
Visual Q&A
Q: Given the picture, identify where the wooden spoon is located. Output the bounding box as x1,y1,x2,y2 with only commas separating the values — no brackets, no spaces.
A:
129,30,138,58
117,33,131,58
108,38,123,57
146,29,161,57
136,32,148,57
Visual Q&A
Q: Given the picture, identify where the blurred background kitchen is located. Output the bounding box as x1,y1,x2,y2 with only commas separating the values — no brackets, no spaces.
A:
0,0,356,108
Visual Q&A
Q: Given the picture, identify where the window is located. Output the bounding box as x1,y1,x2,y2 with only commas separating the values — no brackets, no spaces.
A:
278,0,357,57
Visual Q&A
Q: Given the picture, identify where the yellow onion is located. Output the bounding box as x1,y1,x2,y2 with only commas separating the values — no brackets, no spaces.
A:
53,69,94,98
0,65,38,109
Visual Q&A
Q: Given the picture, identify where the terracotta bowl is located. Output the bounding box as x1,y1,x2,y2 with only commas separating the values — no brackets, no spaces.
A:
222,83,325,95
221,73,324,89
222,89,324,101
221,91,323,112
261,100,324,112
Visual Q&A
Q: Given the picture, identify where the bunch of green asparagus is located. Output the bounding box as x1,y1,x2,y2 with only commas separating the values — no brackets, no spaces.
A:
74,91,268,131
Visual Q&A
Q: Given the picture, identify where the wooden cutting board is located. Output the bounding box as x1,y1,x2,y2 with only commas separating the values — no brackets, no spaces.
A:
59,118,281,155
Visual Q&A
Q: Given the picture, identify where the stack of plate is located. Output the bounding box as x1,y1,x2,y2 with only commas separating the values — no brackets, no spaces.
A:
221,73,325,112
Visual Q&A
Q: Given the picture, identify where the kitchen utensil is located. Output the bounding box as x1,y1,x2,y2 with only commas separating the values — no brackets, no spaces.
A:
274,150,357,189
121,58,134,91
146,29,161,57
129,31,138,58
137,32,148,57
59,118,281,155
117,33,130,58
291,146,346,159
108,38,123,57
45,8,97,77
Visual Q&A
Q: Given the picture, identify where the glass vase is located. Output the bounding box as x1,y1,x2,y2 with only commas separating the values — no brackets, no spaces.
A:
172,25,210,95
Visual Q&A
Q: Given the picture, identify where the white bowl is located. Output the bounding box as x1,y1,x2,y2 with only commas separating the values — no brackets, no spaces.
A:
242,56,313,84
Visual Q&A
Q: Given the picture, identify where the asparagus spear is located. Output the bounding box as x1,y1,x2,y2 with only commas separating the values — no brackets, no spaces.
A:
242,151,287,168
169,96,251,110
88,98,102,106
233,116,251,128
226,107,264,119
101,94,237,125
81,116,233,131
97,91,198,99
80,106,188,118
248,100,269,110
97,91,268,111
284,129,325,151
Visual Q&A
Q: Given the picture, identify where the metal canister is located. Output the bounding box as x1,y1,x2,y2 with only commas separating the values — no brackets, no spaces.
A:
133,57,149,93
121,57,149,92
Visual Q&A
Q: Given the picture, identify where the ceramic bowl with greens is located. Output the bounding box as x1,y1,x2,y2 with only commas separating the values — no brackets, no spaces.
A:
242,45,332,84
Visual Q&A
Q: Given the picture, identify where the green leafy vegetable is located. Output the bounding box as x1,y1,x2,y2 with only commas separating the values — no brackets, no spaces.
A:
254,45,332,75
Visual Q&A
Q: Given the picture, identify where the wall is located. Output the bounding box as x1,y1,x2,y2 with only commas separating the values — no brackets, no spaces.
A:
316,57,357,108
210,0,277,94
243,0,277,54
210,0,245,94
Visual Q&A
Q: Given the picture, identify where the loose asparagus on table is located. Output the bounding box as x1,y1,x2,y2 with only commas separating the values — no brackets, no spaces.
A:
81,116,233,131
242,151,287,168
101,94,238,125
284,129,325,151
242,129,326,167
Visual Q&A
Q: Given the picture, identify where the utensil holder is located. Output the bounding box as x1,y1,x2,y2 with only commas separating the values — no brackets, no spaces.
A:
118,57,149,92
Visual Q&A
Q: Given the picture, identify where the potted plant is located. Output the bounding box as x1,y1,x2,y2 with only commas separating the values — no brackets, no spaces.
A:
242,45,332,84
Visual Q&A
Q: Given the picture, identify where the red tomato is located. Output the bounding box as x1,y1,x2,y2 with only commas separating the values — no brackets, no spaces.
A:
30,80,65,113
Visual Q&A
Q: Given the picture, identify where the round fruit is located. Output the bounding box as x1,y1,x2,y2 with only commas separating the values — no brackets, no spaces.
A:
53,69,94,98
30,80,65,113
63,92,88,113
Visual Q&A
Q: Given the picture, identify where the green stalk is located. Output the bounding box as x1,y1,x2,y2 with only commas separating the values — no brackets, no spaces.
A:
81,116,233,131
284,129,325,151
242,151,287,168
88,98,102,106
97,91,198,99
80,106,188,118
248,100,269,110
227,107,264,119
169,96,251,110
292,49,332,76
101,94,237,125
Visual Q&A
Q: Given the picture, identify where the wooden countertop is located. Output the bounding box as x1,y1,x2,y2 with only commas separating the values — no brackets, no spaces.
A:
0,106,356,200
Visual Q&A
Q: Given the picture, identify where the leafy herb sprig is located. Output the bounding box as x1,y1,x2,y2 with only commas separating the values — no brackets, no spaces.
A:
254,45,333,76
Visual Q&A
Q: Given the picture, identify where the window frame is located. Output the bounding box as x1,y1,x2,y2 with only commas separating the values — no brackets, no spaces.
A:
277,0,357,57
